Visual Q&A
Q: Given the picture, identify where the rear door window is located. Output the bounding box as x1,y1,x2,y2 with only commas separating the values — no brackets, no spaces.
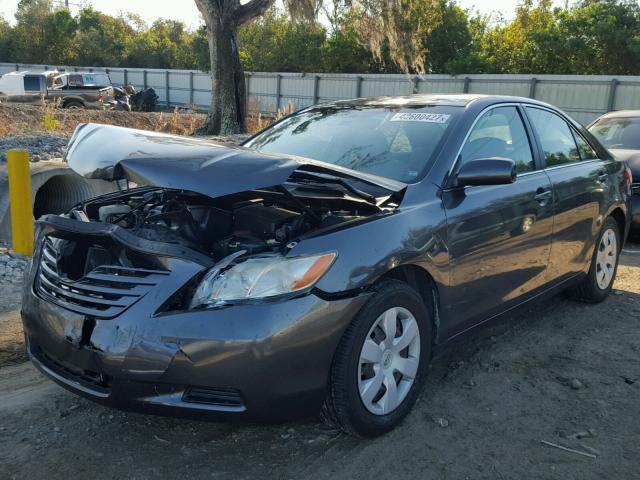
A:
461,106,534,174
526,107,580,167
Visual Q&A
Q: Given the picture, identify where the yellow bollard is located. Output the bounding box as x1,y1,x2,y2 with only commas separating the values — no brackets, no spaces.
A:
7,149,34,256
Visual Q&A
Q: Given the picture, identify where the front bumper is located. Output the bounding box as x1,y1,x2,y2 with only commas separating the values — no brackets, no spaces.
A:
22,232,369,422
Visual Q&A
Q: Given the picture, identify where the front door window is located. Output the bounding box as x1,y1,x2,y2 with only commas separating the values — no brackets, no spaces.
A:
461,106,534,174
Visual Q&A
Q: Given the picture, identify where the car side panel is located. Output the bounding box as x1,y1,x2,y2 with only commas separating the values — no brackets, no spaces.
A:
48,88,111,109
543,161,616,281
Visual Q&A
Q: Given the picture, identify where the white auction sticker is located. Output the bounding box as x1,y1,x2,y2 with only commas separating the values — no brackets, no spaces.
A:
390,112,451,123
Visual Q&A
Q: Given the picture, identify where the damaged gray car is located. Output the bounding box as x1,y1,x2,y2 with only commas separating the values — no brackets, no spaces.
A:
22,95,632,436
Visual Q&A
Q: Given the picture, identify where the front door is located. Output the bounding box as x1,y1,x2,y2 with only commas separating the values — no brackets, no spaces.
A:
442,105,554,336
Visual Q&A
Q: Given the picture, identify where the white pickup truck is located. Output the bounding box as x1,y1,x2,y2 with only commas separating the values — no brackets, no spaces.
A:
0,71,113,109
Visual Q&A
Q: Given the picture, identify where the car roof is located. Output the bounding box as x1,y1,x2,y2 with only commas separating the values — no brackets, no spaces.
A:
317,94,554,109
595,110,640,120
56,72,107,76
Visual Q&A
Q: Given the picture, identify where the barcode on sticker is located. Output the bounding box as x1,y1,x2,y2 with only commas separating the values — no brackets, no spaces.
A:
391,113,451,123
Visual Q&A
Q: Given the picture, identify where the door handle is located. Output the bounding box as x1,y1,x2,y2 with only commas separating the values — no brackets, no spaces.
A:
534,189,552,206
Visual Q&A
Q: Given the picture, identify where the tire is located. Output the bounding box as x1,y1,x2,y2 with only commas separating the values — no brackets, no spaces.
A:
322,279,432,437
568,216,621,303
64,101,83,109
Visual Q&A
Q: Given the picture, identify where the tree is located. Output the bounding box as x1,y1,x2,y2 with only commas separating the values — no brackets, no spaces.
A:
126,19,197,69
75,8,135,67
337,0,442,73
12,0,54,63
193,0,275,135
42,8,77,65
194,0,446,134
239,8,326,72
0,18,13,62
479,0,558,73
539,0,640,75
422,0,490,74
322,10,382,73
473,0,640,75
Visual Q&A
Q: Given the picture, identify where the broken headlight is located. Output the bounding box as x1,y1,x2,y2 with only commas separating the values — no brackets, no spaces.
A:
190,252,336,307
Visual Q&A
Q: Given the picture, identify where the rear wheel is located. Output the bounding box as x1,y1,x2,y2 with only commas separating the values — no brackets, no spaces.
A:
64,101,83,109
322,279,431,437
568,217,620,302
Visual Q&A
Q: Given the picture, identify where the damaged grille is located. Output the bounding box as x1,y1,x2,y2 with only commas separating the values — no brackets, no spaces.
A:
36,237,170,319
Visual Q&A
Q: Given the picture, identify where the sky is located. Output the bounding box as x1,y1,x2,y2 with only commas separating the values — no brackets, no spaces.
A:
0,0,565,29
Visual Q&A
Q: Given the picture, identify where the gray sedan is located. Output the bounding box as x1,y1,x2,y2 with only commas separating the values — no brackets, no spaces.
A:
22,95,632,437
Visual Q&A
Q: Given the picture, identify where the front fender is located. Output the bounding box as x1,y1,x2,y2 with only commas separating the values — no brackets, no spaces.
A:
289,197,449,295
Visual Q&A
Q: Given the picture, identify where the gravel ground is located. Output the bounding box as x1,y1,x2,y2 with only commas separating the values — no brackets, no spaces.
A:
0,134,69,163
0,132,249,164
0,245,638,479
0,246,29,281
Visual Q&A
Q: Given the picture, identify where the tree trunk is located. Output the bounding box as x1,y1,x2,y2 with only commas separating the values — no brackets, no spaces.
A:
199,21,246,135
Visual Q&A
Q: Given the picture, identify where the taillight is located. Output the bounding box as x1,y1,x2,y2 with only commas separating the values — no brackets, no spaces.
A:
625,166,633,186
98,92,104,103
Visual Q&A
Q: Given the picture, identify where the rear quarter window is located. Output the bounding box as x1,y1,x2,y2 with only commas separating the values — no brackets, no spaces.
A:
573,132,599,161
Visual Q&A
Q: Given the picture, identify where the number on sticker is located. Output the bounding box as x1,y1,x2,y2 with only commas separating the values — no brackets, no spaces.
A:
391,113,451,123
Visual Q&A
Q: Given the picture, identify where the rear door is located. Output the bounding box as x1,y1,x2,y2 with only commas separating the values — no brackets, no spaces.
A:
524,106,611,283
442,105,554,335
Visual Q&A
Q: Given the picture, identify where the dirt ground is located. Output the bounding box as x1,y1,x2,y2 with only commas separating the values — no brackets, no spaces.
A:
0,243,639,480
0,104,206,138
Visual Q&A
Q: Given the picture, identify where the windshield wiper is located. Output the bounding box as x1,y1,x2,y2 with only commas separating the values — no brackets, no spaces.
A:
290,170,379,205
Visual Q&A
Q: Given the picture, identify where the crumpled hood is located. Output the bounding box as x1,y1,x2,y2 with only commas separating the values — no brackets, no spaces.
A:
609,149,640,176
64,123,405,199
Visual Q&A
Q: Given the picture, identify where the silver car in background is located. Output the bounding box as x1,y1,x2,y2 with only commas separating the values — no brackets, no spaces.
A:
589,110,640,231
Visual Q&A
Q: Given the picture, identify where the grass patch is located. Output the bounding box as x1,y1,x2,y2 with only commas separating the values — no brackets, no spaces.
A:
40,98,59,132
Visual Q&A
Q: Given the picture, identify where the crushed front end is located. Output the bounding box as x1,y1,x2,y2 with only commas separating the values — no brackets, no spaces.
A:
21,180,395,420
22,123,407,420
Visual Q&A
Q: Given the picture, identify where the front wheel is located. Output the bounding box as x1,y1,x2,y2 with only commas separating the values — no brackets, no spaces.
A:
568,217,621,302
322,279,432,437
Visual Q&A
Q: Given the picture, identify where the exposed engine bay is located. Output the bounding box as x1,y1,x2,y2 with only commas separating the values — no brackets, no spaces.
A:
68,182,398,262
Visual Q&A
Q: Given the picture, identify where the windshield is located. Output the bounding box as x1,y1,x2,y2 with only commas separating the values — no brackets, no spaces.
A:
589,117,640,150
245,105,460,182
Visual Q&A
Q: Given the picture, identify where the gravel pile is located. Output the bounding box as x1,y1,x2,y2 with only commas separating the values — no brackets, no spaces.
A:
0,247,28,284
0,134,69,163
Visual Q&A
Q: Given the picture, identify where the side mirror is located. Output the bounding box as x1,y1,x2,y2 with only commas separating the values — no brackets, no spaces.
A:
456,158,517,187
